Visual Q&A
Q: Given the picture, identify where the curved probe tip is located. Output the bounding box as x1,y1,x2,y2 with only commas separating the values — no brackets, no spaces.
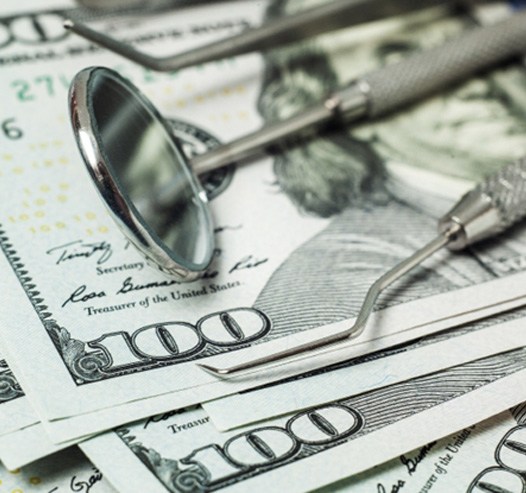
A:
197,363,230,376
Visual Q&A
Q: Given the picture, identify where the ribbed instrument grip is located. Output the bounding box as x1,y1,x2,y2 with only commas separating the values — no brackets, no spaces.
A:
438,157,526,250
477,157,526,229
362,11,526,118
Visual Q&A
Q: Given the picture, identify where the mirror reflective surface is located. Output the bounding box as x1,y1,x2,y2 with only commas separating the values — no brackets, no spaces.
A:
70,67,214,279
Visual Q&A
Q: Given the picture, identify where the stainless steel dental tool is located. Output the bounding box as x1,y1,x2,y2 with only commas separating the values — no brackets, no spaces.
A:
69,12,526,282
64,0,475,73
198,157,526,376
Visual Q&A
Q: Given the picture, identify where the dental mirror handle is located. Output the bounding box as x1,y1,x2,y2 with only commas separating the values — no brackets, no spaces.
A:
198,157,526,376
191,11,526,174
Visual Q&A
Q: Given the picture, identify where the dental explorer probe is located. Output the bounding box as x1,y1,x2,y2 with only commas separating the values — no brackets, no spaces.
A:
64,0,469,73
198,157,526,376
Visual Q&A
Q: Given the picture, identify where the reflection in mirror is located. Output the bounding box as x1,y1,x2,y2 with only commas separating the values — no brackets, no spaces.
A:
73,68,214,277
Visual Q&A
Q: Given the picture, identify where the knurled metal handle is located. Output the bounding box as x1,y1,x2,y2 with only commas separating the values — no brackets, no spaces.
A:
362,10,526,118
440,157,526,250
477,156,526,229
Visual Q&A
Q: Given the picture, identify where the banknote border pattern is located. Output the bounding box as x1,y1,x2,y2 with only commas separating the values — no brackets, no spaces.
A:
114,349,526,493
0,359,23,403
0,120,251,386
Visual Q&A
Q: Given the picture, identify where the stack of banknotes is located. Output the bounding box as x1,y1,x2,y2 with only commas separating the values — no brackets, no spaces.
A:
1,0,526,491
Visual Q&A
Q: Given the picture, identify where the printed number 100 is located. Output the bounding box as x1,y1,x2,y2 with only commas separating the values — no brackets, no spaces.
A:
88,308,271,371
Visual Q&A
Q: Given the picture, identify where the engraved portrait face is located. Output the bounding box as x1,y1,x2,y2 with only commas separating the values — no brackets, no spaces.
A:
344,15,526,182
263,0,526,208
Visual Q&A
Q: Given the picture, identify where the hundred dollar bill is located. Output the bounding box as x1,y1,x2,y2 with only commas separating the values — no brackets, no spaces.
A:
5,276,526,454
202,309,526,430
8,257,524,464
2,264,524,452
314,404,526,493
3,0,526,442
4,292,526,455
6,283,526,455
80,348,526,493
4,233,526,446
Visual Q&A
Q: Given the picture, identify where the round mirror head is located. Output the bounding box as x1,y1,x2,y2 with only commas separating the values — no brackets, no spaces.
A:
69,67,214,280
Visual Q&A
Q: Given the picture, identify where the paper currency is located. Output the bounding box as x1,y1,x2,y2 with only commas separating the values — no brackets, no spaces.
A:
4,228,526,446
202,309,526,430
0,262,522,469
314,404,526,493
81,348,526,493
2,0,526,445
4,278,526,466
4,284,526,466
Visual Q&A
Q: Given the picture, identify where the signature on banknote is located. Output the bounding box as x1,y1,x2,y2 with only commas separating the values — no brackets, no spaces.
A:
47,466,104,493
46,240,113,266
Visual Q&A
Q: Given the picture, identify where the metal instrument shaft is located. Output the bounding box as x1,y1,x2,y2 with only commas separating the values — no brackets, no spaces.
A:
164,11,526,197
64,0,470,72
198,157,526,376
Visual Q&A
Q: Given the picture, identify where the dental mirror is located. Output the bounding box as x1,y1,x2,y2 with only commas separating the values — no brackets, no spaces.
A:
69,66,214,280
